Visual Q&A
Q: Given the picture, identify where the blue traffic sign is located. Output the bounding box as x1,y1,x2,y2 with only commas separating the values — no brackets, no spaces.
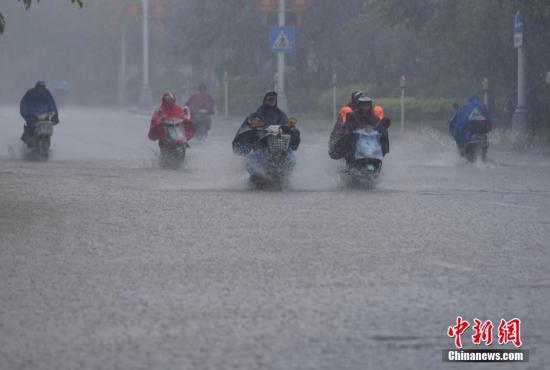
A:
514,12,524,34
269,26,296,53
514,11,524,48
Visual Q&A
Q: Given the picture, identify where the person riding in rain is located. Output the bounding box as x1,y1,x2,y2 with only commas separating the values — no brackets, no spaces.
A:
329,93,390,162
448,94,492,152
19,81,59,146
232,91,300,155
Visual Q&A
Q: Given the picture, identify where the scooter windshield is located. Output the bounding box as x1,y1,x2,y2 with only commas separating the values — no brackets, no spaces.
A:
163,119,185,142
354,128,383,160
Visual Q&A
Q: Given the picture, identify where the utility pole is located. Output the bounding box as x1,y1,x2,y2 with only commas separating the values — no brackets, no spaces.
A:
118,20,127,107
512,11,528,146
332,73,337,123
139,0,153,110
277,0,289,113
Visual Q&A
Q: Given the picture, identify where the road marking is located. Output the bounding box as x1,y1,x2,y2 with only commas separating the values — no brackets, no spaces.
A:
482,201,538,210
431,260,478,273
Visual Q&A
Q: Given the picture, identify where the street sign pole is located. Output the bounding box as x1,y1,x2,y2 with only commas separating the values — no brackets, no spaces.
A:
139,0,153,110
277,0,289,113
224,72,229,120
512,11,528,146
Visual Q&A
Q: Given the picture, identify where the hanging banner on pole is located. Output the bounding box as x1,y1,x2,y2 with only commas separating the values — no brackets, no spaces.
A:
269,26,296,52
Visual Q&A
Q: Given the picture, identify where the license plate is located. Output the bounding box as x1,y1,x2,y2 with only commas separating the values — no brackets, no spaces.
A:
34,122,53,136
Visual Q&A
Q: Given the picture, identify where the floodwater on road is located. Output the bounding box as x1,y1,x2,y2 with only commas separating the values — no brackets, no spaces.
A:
1,107,549,370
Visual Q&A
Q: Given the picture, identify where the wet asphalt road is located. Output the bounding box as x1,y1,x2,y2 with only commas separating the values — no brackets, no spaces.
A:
1,107,549,370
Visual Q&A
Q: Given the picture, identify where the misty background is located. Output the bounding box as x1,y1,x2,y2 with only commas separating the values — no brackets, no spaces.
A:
1,0,549,128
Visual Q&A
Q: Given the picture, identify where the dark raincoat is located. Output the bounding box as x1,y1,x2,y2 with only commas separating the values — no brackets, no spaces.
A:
232,93,300,155
20,86,58,123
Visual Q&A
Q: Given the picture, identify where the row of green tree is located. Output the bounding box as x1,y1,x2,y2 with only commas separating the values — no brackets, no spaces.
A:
2,0,548,127
166,0,549,124
0,0,82,33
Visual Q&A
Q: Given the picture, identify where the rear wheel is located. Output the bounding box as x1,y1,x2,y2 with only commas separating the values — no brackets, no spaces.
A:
464,145,476,162
36,137,50,160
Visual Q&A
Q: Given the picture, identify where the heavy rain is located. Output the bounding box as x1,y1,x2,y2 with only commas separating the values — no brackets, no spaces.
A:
1,1,549,369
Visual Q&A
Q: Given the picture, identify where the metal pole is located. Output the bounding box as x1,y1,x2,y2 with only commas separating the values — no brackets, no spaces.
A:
332,73,337,123
139,0,152,109
277,0,288,113
512,45,528,142
401,88,405,134
118,22,127,107
224,72,229,120
482,77,489,106
400,75,406,135
512,11,528,146
517,47,526,108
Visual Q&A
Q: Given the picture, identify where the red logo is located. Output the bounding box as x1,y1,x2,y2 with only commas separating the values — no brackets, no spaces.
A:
448,317,522,349
472,319,494,345
448,316,470,349
498,318,523,348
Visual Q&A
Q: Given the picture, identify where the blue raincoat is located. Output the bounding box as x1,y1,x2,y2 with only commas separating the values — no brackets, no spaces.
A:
449,95,491,142
20,84,58,123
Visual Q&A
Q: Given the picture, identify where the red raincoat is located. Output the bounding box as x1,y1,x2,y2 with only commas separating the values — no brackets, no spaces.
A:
186,91,215,114
148,92,196,142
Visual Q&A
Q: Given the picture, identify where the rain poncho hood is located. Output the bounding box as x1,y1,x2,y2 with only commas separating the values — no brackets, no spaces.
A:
148,91,195,141
20,82,58,121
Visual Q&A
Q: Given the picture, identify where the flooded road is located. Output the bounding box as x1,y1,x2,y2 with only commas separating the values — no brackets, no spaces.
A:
1,107,549,369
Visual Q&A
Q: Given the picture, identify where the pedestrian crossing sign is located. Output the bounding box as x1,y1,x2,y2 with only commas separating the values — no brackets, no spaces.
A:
269,26,296,52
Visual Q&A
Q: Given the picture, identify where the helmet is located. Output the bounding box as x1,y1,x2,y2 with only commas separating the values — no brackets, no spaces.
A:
357,95,372,103
351,90,363,104
357,95,373,114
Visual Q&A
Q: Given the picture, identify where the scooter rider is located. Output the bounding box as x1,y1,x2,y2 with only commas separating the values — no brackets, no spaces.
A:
148,91,196,144
449,94,492,152
20,81,59,146
329,94,390,162
232,91,300,155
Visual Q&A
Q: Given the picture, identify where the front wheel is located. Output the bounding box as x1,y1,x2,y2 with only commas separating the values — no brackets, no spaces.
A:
160,144,186,169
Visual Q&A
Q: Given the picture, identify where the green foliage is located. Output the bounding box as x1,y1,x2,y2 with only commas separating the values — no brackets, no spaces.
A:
19,0,84,10
0,0,83,34
213,74,274,116
216,75,494,122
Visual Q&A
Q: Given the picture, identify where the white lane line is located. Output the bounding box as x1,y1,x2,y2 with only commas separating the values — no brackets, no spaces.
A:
482,201,539,210
431,260,478,273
